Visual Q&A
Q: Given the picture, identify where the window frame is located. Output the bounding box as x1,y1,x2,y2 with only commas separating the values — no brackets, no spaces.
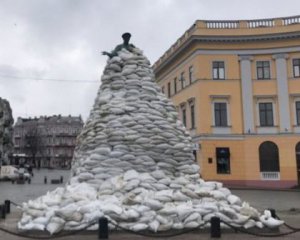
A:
296,100,300,126
256,60,271,80
167,82,171,98
293,58,300,78
182,108,187,127
180,72,185,89
258,102,274,127
216,147,231,174
174,77,177,94
212,61,225,80
214,102,228,127
189,66,194,84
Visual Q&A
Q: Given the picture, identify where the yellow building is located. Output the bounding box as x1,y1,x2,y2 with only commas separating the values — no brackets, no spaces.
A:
153,16,300,188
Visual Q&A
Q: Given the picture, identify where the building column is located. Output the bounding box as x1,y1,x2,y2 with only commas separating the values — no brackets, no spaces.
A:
273,53,290,132
239,55,254,133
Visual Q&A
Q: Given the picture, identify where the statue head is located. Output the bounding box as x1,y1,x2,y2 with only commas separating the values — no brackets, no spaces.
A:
122,32,131,45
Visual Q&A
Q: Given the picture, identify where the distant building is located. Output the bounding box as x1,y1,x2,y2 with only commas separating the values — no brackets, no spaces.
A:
0,98,14,165
13,115,83,169
154,15,300,188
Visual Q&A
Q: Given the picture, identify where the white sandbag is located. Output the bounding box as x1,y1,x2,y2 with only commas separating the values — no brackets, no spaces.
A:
25,209,45,218
227,194,241,205
18,222,45,231
46,217,65,234
144,199,163,210
184,221,199,228
172,191,190,201
259,210,284,228
240,202,260,219
20,214,32,225
124,209,140,219
124,169,139,181
184,212,201,224
32,216,50,225
101,203,123,215
149,219,160,232
243,219,256,229
130,223,148,231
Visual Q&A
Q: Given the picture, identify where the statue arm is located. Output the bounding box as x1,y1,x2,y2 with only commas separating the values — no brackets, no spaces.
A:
102,51,113,58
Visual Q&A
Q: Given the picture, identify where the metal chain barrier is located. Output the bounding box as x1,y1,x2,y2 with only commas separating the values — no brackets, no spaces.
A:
273,212,300,231
220,220,300,237
2,199,300,239
0,220,98,239
108,219,210,238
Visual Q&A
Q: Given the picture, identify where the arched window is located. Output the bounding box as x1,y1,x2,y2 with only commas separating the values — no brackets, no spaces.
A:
259,141,279,172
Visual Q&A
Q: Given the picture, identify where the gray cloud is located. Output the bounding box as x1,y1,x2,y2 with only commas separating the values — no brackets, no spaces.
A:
0,0,299,121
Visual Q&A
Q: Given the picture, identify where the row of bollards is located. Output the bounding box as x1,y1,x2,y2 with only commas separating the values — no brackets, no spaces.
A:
96,209,277,239
0,200,11,220
96,217,221,239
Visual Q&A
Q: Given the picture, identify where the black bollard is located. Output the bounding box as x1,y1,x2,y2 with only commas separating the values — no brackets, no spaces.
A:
44,176,47,184
98,217,109,239
4,200,10,214
268,208,276,218
0,205,6,219
60,176,63,183
211,216,221,238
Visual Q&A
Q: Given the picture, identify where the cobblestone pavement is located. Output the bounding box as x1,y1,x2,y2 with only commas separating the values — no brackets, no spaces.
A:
0,169,300,239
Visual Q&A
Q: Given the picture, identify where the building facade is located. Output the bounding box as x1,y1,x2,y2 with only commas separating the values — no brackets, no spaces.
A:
154,15,300,188
13,115,83,169
0,98,14,165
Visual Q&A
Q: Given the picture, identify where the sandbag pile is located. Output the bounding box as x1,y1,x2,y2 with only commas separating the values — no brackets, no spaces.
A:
18,45,283,234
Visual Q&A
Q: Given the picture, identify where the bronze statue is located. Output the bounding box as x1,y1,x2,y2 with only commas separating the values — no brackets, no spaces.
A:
102,32,135,58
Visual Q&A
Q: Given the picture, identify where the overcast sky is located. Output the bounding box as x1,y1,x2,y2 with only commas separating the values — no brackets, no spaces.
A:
0,0,299,122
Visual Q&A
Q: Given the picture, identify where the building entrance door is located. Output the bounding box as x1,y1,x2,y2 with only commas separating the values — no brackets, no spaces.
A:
296,142,300,185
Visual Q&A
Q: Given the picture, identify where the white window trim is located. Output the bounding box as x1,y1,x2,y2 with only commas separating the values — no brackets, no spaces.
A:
255,97,278,134
212,60,226,80
255,60,272,80
211,97,231,134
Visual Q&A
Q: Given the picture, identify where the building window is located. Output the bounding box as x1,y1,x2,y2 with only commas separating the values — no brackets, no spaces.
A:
259,141,279,172
259,102,274,126
190,104,195,129
174,77,177,94
214,102,227,126
182,108,187,127
167,82,171,98
256,61,270,79
293,59,300,78
216,147,230,174
296,101,300,125
189,66,194,84
212,61,225,80
180,72,185,89
161,86,165,94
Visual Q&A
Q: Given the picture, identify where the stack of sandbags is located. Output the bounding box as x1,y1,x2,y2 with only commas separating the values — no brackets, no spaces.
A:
18,45,283,234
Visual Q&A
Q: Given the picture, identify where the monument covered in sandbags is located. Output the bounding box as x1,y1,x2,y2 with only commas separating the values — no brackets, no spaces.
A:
18,33,283,234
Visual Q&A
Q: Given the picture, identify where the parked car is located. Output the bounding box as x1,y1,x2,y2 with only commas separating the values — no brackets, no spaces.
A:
0,165,32,183
0,165,20,180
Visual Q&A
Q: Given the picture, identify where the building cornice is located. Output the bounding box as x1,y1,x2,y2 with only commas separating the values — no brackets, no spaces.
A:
154,31,300,76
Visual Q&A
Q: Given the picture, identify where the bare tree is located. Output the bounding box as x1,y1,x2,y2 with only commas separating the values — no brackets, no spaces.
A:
25,126,43,168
